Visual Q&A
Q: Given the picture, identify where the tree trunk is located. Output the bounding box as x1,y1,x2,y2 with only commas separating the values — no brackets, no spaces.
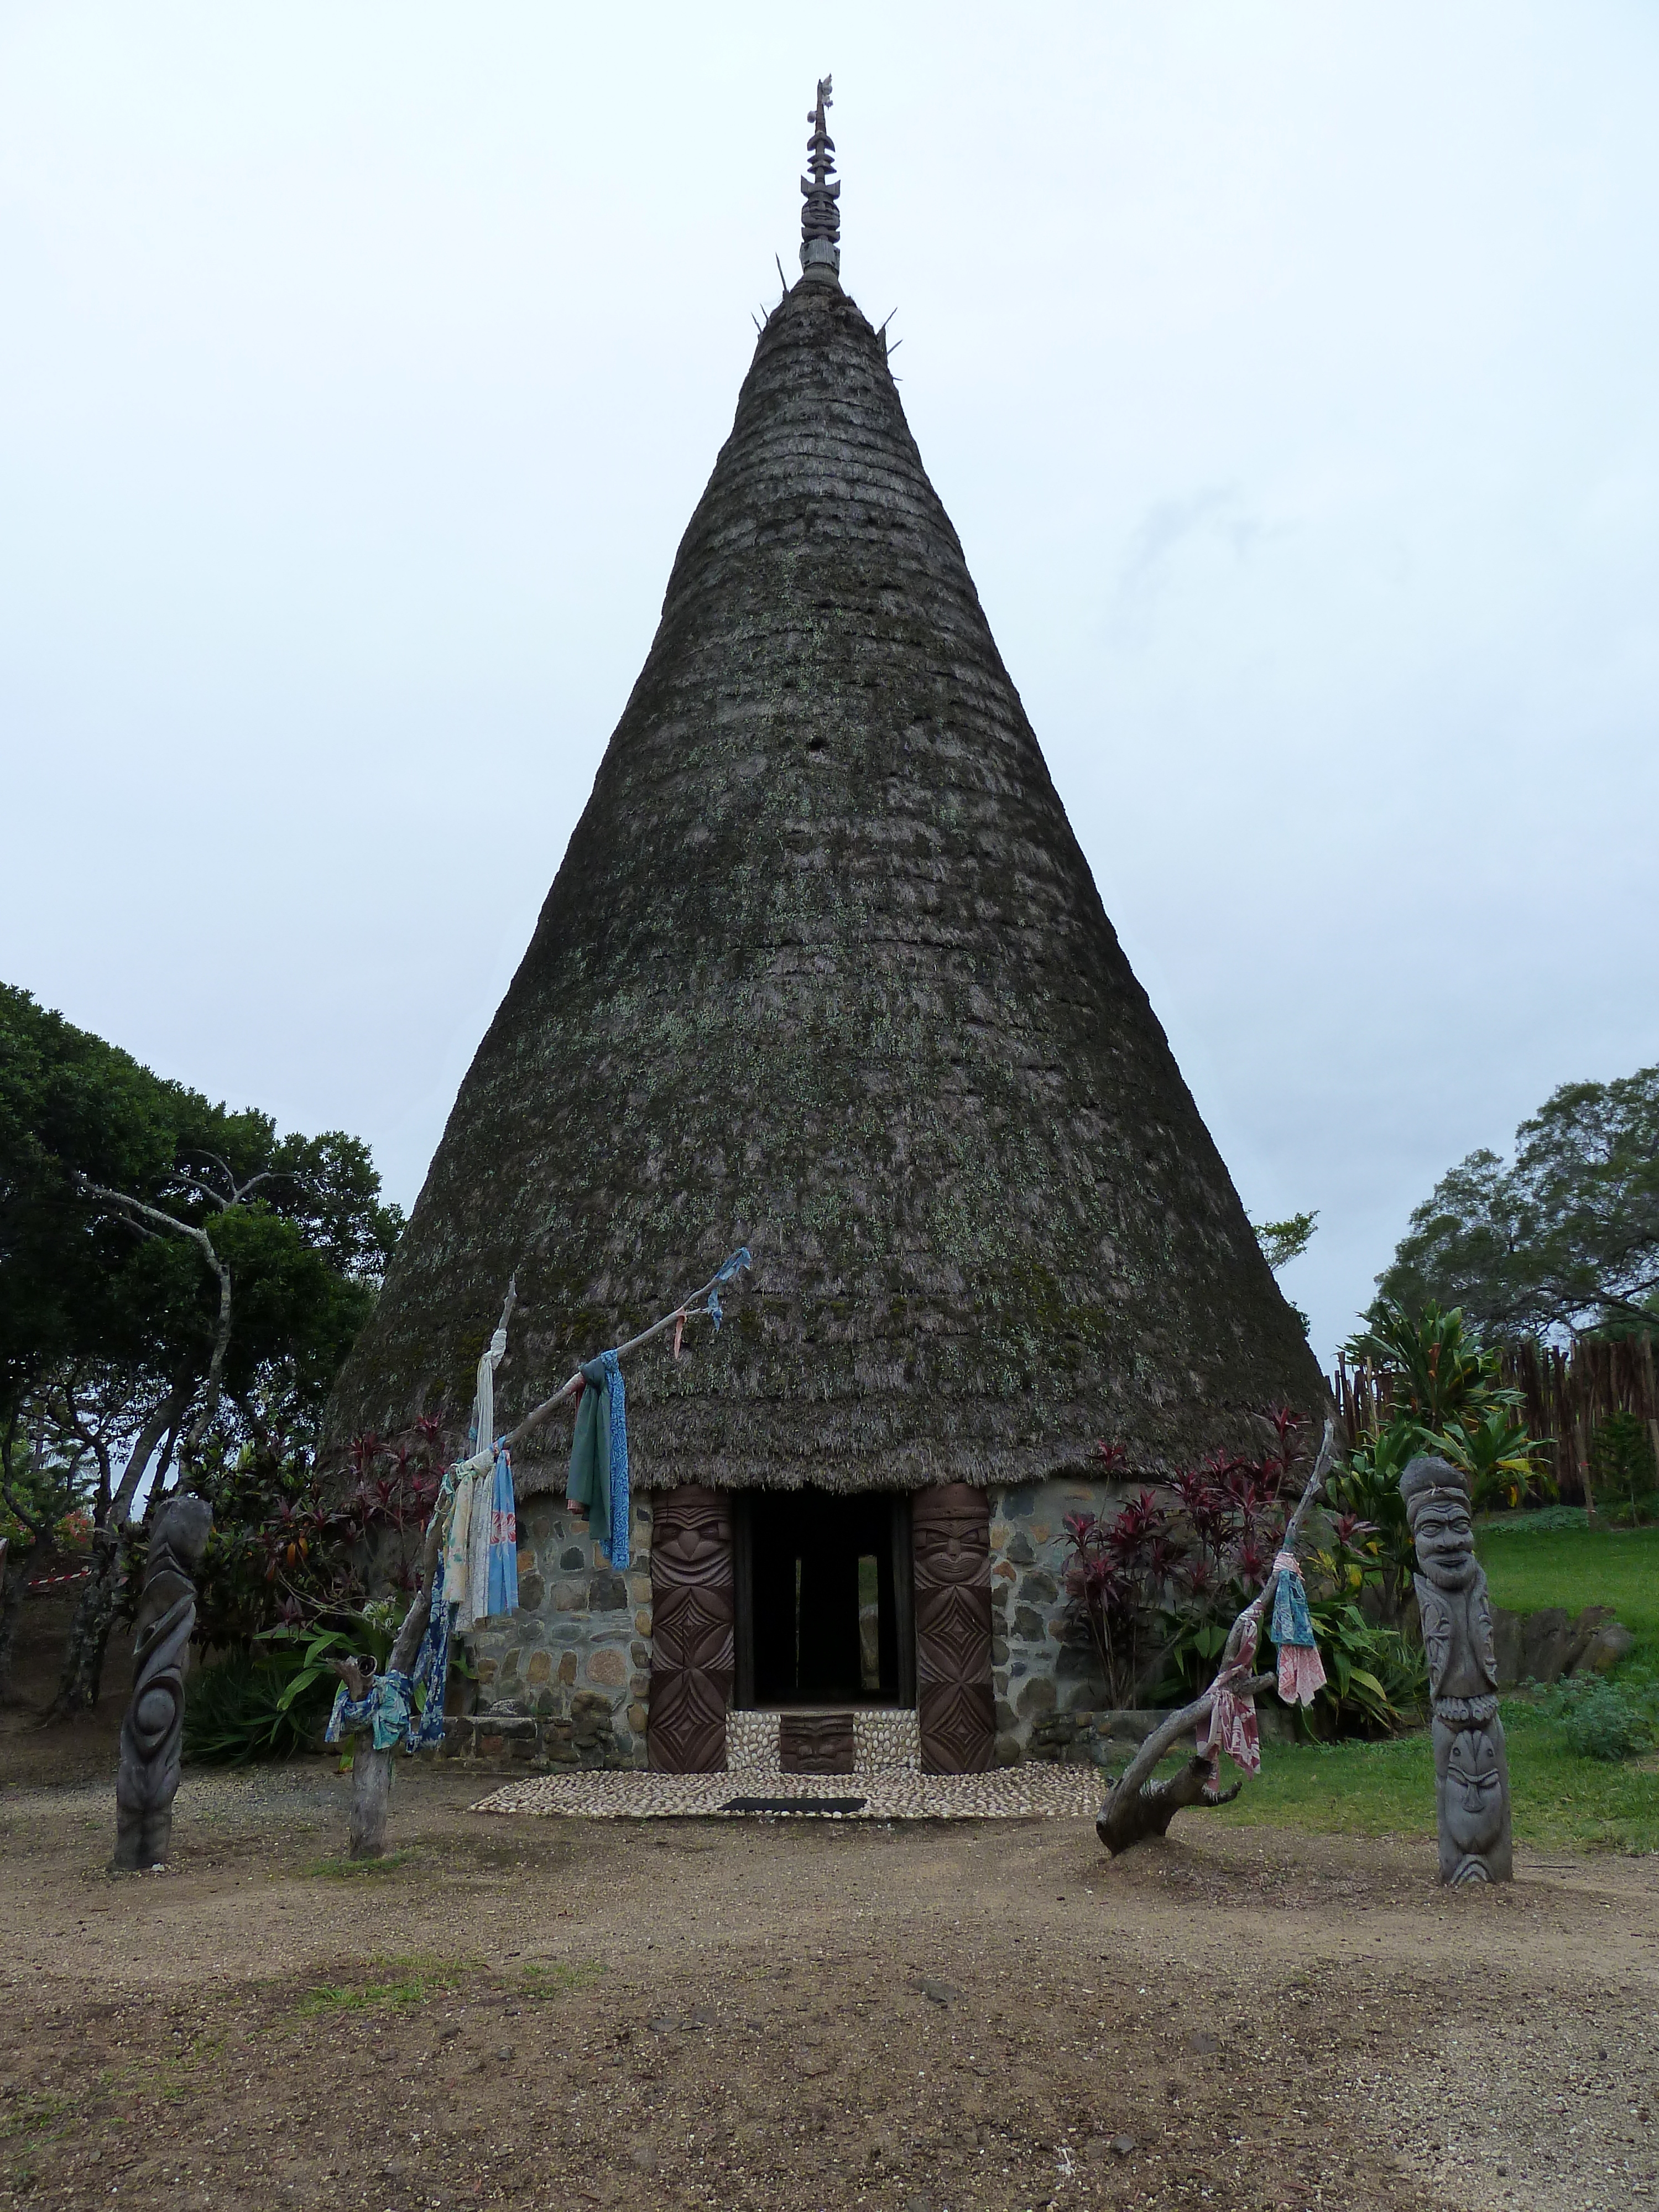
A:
49,1538,124,1718
1095,1754,1242,1855
348,1738,394,1859
0,1541,38,1703
49,1387,189,1723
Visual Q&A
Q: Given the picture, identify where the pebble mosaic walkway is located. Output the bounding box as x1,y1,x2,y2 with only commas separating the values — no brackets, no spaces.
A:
471,1765,1104,1821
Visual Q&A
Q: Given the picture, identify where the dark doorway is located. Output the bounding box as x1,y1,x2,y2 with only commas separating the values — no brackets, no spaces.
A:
736,1489,911,1707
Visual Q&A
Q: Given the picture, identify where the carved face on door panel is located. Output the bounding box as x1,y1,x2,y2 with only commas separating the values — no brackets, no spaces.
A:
913,1486,990,1588
912,1485,995,1773
655,1498,735,1587
648,1485,735,1773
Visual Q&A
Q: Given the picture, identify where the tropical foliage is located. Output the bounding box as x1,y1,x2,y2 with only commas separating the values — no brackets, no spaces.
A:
128,1412,443,1653
1331,1301,1553,1599
1061,1413,1423,1740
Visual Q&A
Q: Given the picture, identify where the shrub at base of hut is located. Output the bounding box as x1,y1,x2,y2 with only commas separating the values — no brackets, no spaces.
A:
1061,1412,1423,1744
132,1413,445,1658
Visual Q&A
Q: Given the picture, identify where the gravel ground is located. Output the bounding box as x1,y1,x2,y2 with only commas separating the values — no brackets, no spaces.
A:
0,1730,1655,2212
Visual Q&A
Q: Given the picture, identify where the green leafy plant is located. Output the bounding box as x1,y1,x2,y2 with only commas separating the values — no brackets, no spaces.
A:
1530,1666,1659,1761
1331,1301,1554,1604
1325,1422,1419,1615
184,1611,397,1764
1590,1410,1657,1524
182,1650,328,1764
1297,1597,1425,1739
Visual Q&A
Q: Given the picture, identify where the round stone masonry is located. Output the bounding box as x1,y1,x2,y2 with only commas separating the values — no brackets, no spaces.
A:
463,1494,652,1770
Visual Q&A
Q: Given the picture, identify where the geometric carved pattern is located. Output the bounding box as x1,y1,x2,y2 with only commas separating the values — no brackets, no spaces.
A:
912,1483,995,1773
778,1710,857,1774
648,1485,735,1772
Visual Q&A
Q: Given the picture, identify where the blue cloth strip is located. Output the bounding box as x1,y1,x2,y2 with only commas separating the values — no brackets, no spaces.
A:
600,1349,629,1571
1270,1559,1318,1650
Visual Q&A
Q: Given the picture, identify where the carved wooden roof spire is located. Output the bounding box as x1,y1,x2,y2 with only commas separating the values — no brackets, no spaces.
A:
799,74,840,283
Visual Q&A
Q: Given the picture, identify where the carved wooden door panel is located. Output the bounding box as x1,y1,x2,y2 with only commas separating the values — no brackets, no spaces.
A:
648,1485,735,1772
912,1483,995,1772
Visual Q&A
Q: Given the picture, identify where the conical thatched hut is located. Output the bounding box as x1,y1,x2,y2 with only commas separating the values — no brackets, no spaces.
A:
332,82,1324,1777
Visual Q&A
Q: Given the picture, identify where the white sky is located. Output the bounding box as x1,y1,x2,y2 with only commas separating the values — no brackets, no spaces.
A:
3,3,1655,1367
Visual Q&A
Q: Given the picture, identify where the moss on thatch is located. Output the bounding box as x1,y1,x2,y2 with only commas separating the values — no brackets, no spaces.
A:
329,277,1325,1491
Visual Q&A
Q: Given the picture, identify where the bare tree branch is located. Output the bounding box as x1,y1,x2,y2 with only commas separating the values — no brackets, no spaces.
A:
1101,1419,1337,1818
76,1179,236,1469
0,1410,49,1542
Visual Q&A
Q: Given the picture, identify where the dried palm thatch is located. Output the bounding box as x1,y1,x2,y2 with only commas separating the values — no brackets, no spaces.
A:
328,271,1324,1494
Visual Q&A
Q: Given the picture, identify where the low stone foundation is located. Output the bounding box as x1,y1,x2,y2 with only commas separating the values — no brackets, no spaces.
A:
989,1475,1125,1763
431,1705,641,1768
463,1494,652,1769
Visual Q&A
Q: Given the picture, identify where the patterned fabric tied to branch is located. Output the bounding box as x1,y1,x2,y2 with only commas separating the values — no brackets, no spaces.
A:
1199,1617,1261,1780
326,1668,416,1752
407,1566,453,1751
1269,1548,1328,1707
703,1245,752,1334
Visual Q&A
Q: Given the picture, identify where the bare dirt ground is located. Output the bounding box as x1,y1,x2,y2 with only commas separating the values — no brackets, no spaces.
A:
1,1635,1655,2212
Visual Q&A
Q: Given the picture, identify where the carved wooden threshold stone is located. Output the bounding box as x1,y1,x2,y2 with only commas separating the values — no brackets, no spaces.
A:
778,1711,856,1773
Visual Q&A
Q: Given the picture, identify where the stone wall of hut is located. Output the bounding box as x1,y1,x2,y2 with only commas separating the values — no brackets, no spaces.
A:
988,1476,1125,1763
444,1493,652,1771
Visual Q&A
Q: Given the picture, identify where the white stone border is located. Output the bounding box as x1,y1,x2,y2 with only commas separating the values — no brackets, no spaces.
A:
472,1766,1101,1821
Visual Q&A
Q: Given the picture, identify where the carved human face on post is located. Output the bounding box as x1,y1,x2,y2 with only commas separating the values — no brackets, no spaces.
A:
1408,1490,1473,1584
1441,1724,1508,1883
1401,1455,1477,1590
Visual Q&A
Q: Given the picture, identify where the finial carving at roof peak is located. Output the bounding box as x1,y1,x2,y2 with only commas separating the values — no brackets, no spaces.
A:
800,74,840,283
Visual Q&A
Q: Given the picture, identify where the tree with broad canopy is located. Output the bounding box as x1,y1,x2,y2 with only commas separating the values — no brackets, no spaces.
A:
0,983,402,1706
1378,1066,1659,1344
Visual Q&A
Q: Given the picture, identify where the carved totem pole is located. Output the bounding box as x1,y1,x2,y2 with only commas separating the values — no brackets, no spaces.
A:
1401,1454,1512,1885
112,1495,212,1871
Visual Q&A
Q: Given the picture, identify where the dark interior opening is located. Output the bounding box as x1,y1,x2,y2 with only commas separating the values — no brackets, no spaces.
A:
745,1489,904,1706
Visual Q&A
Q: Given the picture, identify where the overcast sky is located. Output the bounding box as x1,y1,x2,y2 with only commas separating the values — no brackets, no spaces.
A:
3,3,1656,1365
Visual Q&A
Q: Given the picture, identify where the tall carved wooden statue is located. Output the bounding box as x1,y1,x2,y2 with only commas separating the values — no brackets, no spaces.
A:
1402,1455,1512,1885
913,1484,995,1772
112,1495,212,1871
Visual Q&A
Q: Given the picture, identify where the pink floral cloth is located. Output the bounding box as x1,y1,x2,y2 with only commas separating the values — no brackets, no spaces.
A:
1199,1615,1262,1780
1202,1681,1261,1778
1277,1642,1327,1703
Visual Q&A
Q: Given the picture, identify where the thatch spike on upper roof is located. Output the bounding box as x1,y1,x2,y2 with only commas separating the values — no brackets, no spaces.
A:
800,74,841,283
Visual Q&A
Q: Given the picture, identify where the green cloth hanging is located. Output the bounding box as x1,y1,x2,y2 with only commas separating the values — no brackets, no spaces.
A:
566,1356,612,1550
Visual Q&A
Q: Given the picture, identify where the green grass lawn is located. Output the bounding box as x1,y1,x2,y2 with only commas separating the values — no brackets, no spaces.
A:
1476,1522,1659,1666
1197,1522,1659,1854
1204,1712,1659,1854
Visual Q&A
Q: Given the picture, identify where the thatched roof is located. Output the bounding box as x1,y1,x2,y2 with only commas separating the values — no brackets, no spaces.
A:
329,268,1326,1494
